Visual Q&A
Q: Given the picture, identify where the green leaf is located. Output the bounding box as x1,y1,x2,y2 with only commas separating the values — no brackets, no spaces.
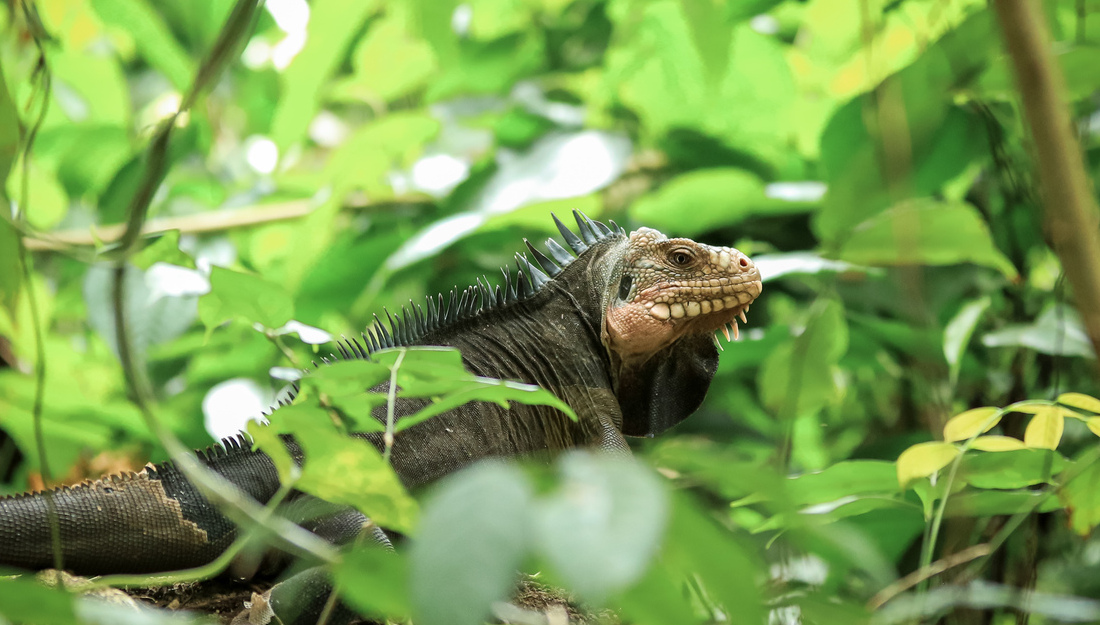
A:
334,545,410,620
982,304,1094,358
0,576,77,625
1088,417,1100,438
1060,455,1100,536
1024,406,1065,450
270,0,381,150
90,0,194,91
198,266,294,331
630,168,810,237
662,492,765,623
269,405,419,533
129,230,196,270
0,58,20,320
944,490,1063,518
786,460,901,506
614,564,697,625
246,419,298,485
944,297,990,387
896,441,961,488
943,406,1000,443
959,449,1066,489
48,47,131,125
835,199,1017,279
534,452,667,603
759,299,848,417
332,11,437,102
410,461,532,625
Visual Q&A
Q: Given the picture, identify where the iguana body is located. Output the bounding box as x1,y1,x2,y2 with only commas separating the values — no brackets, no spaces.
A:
0,213,762,621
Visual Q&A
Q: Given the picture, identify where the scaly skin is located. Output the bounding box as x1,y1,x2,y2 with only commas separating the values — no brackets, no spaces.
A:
0,212,762,624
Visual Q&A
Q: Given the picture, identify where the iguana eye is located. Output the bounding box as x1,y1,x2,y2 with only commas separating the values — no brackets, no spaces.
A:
618,274,633,301
668,248,694,267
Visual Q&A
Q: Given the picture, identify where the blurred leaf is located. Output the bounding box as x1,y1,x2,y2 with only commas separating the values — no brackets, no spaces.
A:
91,0,193,91
410,461,532,625
943,406,1000,443
1057,392,1100,414
759,299,848,417
246,418,297,484
614,564,696,625
334,546,410,620
630,168,808,237
332,11,436,103
944,490,1063,517
835,198,1018,279
982,304,1094,358
46,125,133,199
0,58,20,319
1088,417,1100,438
786,460,900,506
0,576,76,625
270,0,381,150
534,452,667,603
663,491,765,623
897,441,960,489
959,449,1065,489
978,47,1100,102
969,436,1027,452
130,231,195,270
14,164,68,230
198,266,294,332
270,405,419,533
49,47,130,125
1060,454,1100,536
944,297,990,387
1024,406,1065,450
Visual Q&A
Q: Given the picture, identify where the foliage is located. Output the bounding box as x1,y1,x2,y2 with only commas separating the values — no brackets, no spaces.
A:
1,0,1100,624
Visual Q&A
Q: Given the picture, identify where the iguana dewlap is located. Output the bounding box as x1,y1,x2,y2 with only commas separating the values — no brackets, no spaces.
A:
0,212,761,617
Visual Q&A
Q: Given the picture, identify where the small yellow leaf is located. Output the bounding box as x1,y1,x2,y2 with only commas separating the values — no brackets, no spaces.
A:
1024,406,1065,450
943,407,1000,442
897,442,961,488
1006,400,1049,414
1087,417,1100,438
1058,392,1100,414
969,435,1027,452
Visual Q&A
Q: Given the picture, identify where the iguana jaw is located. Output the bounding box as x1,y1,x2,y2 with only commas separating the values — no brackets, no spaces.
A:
603,227,762,363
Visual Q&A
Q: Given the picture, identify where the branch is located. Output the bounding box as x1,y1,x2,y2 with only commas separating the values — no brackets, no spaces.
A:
993,0,1100,362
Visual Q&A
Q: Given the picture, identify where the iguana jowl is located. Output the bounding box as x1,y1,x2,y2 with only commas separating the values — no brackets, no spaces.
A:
0,212,762,620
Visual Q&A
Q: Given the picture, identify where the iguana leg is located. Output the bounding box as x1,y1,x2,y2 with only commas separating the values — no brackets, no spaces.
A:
233,506,390,625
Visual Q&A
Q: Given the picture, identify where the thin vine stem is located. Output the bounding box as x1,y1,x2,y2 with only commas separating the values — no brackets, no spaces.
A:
383,348,407,464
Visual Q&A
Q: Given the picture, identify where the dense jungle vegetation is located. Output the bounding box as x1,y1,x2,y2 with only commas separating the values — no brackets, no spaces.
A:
2,0,1100,623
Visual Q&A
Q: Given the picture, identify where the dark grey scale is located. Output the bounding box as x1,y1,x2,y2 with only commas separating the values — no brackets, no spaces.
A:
544,237,575,265
553,213,587,253
349,337,367,359
373,314,392,347
573,211,598,245
524,239,562,277
590,216,614,237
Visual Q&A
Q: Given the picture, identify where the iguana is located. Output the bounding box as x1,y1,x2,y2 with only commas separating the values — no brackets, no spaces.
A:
0,211,762,624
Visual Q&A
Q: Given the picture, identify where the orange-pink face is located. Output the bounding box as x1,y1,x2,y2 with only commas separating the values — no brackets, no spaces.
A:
604,227,762,359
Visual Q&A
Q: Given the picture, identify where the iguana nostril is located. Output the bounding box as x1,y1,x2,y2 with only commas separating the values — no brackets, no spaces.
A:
739,257,750,269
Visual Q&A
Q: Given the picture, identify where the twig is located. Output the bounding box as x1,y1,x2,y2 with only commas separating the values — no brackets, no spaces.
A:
993,0,1100,362
868,543,991,610
383,348,407,464
20,195,433,252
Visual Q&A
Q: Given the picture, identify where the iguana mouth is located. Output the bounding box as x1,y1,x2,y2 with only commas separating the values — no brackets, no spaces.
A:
639,273,762,347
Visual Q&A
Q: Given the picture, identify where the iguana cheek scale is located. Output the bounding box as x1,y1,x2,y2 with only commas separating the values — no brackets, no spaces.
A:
0,211,762,623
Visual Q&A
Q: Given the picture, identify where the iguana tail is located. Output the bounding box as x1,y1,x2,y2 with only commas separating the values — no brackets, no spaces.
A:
0,436,283,575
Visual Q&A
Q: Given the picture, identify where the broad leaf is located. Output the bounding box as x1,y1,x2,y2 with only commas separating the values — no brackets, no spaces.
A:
897,441,960,488
1058,392,1100,414
1024,406,1065,450
943,406,1000,442
410,461,532,625
198,266,295,331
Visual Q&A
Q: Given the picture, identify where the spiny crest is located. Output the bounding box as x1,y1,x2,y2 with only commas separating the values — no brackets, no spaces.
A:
341,210,623,360
0,434,256,500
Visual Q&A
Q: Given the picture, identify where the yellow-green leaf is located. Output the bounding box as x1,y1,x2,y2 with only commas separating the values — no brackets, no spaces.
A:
897,441,961,488
1005,400,1050,414
1087,417,1100,438
1023,406,1065,450
943,407,1000,442
969,436,1027,452
1058,392,1100,414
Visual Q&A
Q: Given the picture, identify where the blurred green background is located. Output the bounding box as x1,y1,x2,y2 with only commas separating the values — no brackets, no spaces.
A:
3,0,1100,623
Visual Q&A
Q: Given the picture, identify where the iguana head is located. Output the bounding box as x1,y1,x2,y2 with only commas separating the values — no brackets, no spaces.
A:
603,226,762,437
